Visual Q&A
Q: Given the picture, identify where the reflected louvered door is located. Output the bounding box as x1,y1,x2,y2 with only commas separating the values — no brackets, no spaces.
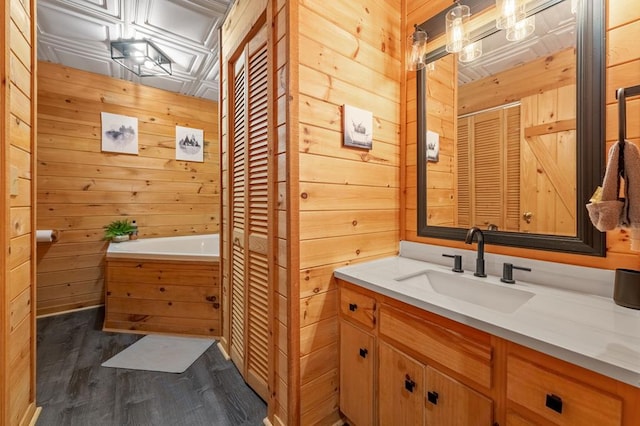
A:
245,35,269,399
457,118,471,227
228,25,271,401
472,110,503,229
230,53,247,370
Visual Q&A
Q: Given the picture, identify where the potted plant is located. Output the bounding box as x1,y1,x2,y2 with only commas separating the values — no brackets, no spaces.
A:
104,219,135,242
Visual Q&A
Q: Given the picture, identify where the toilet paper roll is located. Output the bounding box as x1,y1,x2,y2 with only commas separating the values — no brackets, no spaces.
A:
36,230,58,243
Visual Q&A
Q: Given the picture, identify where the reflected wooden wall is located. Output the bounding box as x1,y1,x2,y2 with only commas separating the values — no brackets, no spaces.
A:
36,63,219,315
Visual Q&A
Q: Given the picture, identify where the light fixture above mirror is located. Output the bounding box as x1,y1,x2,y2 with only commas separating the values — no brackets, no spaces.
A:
445,2,471,53
407,25,428,71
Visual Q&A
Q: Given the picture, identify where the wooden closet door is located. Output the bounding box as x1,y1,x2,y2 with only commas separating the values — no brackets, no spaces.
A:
230,53,247,370
228,25,270,401
244,30,270,399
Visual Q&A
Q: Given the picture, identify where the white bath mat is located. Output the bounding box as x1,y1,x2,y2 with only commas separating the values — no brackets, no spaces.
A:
101,335,215,373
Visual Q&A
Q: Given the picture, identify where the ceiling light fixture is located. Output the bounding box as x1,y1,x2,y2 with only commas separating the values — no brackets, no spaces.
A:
407,25,428,71
506,15,536,41
110,39,172,77
458,40,483,63
495,0,526,30
446,2,470,54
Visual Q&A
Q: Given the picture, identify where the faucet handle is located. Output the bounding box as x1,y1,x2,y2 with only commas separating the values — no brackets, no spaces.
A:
442,254,464,273
500,263,532,284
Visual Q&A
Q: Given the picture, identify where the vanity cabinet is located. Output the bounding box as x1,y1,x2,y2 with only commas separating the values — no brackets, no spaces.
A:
506,345,624,426
338,278,640,426
378,341,424,425
339,279,496,425
340,321,375,426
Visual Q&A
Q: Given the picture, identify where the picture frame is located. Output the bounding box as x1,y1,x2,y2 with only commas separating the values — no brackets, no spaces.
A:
427,130,440,162
101,112,138,154
176,126,204,162
343,104,373,150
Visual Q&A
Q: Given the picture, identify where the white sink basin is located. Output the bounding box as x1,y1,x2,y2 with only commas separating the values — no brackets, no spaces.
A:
398,270,535,314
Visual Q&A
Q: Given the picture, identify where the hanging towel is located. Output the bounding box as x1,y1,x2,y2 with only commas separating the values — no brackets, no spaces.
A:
587,140,640,232
587,141,626,231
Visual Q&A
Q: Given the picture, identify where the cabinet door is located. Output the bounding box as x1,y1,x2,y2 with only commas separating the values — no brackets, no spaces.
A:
340,321,374,426
425,367,493,426
378,342,424,426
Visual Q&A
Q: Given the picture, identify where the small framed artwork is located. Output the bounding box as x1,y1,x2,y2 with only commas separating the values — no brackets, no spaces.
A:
343,104,373,150
101,112,138,154
176,126,204,162
427,130,440,162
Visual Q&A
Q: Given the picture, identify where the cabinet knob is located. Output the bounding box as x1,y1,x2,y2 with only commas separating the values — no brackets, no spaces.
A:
348,303,358,312
404,377,416,393
359,348,368,358
545,394,563,414
427,391,439,405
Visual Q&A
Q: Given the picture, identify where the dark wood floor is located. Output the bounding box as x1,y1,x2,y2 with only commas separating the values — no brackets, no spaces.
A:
36,307,266,426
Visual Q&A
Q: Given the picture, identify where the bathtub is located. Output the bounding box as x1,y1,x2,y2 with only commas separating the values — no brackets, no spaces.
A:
106,233,219,262
104,233,221,336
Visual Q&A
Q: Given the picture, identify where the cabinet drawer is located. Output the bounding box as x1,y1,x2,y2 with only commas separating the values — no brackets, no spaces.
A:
507,355,622,426
340,286,376,329
379,305,492,388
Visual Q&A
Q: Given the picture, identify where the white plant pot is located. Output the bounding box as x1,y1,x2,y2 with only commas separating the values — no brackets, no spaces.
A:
112,234,130,243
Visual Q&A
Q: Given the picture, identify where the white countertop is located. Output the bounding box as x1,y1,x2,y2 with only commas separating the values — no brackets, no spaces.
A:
334,253,640,388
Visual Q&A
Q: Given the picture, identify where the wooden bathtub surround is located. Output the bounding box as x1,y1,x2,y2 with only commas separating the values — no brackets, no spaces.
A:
338,279,640,425
104,258,220,337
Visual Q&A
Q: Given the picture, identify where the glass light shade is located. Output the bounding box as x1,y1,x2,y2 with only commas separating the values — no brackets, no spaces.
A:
458,40,482,63
110,39,173,77
445,4,470,54
407,27,428,71
495,0,526,30
506,16,536,41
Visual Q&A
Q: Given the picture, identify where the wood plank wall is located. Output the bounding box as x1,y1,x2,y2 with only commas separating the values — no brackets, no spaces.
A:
36,62,219,316
294,0,402,424
272,0,290,424
403,0,640,271
1,0,38,424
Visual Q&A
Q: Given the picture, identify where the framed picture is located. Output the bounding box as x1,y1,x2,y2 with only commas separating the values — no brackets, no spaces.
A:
176,126,204,162
343,104,373,149
427,130,440,162
101,112,138,154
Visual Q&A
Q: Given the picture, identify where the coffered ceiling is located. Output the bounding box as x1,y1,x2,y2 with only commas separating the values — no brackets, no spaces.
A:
37,0,232,101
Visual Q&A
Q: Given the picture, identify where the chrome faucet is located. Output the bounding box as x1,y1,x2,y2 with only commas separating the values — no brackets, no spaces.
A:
465,227,486,277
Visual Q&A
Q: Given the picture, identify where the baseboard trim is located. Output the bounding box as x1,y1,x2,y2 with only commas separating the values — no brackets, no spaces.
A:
36,304,103,319
217,341,231,360
27,407,42,426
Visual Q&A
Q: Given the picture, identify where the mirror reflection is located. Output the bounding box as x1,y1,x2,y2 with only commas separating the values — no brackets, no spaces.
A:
425,0,577,236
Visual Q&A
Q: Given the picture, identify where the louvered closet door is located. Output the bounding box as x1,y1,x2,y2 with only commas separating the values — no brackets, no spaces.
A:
245,34,269,399
228,25,270,401
230,54,247,370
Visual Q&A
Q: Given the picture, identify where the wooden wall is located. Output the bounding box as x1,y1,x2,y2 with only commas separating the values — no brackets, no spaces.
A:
1,0,38,424
424,54,456,227
36,62,219,316
403,0,640,271
294,0,402,424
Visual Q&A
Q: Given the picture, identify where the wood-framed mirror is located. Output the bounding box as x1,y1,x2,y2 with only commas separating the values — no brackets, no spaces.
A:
416,0,606,255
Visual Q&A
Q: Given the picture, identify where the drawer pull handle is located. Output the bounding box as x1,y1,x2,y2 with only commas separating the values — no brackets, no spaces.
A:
427,391,439,405
359,348,368,358
404,378,416,393
349,303,358,312
545,394,563,414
